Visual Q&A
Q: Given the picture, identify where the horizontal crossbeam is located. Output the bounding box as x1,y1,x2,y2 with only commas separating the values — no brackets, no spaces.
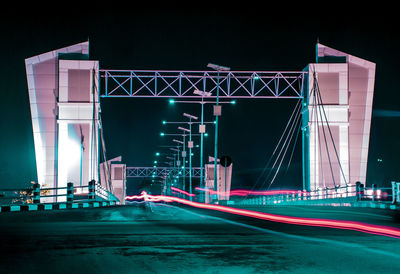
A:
126,167,202,178
100,70,306,99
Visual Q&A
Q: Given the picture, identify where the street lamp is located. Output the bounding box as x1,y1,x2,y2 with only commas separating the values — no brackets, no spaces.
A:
177,126,190,192
207,63,230,199
162,117,212,201
183,113,198,201
193,88,210,201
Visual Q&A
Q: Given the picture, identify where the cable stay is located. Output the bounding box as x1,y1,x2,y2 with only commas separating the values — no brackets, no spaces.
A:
309,67,348,189
240,99,302,202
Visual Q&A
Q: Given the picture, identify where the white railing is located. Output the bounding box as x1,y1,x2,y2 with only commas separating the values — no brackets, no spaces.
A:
0,180,119,207
235,183,399,206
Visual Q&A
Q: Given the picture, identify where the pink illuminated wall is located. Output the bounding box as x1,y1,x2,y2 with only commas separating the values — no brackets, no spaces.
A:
307,44,376,191
25,42,89,201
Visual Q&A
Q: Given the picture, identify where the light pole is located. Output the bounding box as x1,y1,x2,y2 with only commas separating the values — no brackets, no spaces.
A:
183,113,198,200
166,98,234,196
162,118,213,201
207,63,230,199
194,88,211,202
177,126,190,193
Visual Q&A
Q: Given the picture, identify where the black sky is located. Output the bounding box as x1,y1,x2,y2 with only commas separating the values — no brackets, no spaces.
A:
0,5,399,192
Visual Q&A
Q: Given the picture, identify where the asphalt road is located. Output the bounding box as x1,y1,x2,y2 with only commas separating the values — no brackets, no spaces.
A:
1,202,400,273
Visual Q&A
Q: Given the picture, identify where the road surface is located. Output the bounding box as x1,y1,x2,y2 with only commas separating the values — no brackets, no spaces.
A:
1,202,400,273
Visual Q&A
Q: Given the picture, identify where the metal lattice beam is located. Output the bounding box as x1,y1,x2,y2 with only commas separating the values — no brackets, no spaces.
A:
100,70,306,98
126,167,202,178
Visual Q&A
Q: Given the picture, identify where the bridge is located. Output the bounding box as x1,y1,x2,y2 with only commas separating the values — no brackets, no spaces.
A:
2,41,400,273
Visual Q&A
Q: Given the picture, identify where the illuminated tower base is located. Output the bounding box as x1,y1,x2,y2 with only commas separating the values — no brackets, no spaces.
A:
25,42,100,202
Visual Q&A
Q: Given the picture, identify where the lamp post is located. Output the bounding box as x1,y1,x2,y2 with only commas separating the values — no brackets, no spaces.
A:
183,113,198,201
194,88,211,202
162,118,213,201
207,63,230,199
177,126,190,192
191,90,236,202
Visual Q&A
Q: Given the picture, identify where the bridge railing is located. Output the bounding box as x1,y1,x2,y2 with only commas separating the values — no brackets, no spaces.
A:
0,181,119,207
235,183,400,206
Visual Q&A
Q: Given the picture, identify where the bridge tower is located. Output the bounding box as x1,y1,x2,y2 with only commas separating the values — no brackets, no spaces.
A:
25,41,101,202
302,43,376,192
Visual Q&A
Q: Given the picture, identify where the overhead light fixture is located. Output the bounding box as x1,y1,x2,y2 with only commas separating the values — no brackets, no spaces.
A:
207,63,230,71
173,139,184,145
178,126,190,133
183,113,198,120
193,88,212,97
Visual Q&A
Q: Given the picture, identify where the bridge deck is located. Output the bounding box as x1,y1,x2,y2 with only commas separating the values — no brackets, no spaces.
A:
1,203,399,273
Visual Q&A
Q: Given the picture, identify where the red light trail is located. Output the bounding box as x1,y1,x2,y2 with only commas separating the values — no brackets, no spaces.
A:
171,186,195,197
126,191,400,239
194,187,300,197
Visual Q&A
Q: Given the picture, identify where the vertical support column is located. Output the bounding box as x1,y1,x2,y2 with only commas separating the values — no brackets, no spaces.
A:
372,183,377,202
391,181,397,204
339,125,349,187
301,67,310,191
32,183,40,204
67,182,73,207
89,180,96,200
397,183,400,204
396,183,400,202
356,181,362,201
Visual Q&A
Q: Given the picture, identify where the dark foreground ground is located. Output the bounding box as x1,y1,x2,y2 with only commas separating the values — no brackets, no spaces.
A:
1,202,400,273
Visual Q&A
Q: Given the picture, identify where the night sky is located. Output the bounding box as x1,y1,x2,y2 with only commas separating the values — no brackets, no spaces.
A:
0,5,399,193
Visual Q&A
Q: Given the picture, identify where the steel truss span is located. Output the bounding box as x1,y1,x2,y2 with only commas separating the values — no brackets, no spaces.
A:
100,70,306,98
126,167,202,178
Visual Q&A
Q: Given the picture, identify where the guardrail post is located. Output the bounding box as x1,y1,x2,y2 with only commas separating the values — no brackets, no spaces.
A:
88,180,96,200
397,182,400,204
356,182,361,201
32,183,40,204
391,181,396,203
67,182,73,207
372,184,377,202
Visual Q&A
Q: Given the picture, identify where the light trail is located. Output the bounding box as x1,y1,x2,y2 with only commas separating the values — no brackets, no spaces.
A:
126,191,400,239
171,186,195,197
194,187,300,197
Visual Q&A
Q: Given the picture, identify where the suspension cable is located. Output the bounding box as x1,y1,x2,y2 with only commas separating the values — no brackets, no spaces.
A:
240,99,302,202
313,70,337,188
314,71,348,186
253,100,302,190
265,110,302,190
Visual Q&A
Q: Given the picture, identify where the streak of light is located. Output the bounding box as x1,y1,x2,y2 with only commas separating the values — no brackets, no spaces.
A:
171,186,196,197
194,187,300,197
125,191,400,239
